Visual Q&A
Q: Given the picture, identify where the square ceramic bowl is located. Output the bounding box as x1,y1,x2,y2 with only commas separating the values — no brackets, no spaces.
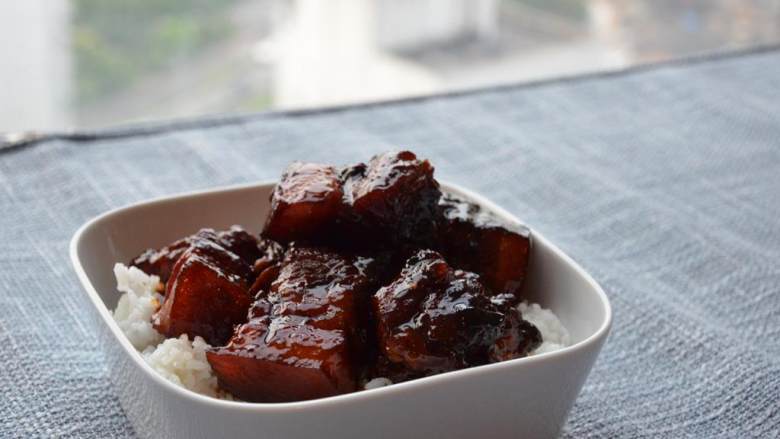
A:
70,181,611,439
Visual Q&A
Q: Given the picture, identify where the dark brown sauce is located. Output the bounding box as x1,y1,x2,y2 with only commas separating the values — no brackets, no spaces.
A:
129,150,540,403
373,250,539,380
152,232,254,346
207,246,376,402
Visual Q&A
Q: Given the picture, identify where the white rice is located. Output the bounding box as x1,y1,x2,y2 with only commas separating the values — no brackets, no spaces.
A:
112,264,228,398
141,334,223,398
519,302,571,355
112,264,163,351
364,377,394,389
111,263,570,398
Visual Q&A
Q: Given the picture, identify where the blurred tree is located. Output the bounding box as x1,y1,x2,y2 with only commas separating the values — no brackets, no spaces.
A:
512,0,588,20
72,0,238,104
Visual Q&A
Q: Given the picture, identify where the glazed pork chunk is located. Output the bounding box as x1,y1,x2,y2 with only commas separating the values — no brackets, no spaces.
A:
207,246,377,402
261,162,345,245
437,194,532,296
130,226,282,346
152,231,255,346
131,226,265,284
343,150,442,248
262,151,442,250
373,250,540,381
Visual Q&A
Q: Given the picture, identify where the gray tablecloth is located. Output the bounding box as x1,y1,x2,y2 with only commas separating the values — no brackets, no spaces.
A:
2,47,779,438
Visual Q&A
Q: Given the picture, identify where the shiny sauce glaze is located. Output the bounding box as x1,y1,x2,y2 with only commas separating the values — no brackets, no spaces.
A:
131,226,262,285
438,194,531,295
153,232,254,346
373,250,539,381
131,150,539,402
206,246,377,402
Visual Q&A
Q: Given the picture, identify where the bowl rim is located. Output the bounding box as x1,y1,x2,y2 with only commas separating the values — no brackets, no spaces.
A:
69,180,612,412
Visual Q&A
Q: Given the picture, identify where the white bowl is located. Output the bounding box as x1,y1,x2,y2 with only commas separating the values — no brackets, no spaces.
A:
70,181,611,439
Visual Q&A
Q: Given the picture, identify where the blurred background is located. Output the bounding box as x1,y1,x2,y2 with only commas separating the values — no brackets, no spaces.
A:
1,0,779,133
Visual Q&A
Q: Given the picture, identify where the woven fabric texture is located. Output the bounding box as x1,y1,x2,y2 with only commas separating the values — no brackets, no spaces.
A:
1,48,779,438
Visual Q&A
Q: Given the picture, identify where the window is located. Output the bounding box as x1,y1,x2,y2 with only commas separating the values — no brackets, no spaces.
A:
1,0,778,132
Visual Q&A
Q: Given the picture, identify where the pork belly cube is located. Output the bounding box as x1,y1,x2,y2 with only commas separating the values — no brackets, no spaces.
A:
373,250,539,381
207,312,355,402
438,194,531,296
262,162,345,244
344,151,442,247
267,247,375,336
153,236,253,346
130,226,264,283
208,246,377,402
